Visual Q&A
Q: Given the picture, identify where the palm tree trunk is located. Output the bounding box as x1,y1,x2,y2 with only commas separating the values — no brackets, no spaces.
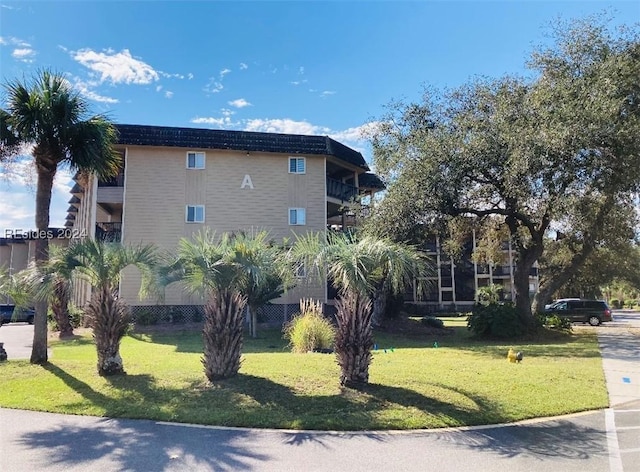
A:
370,288,388,327
203,288,247,381
52,277,74,338
30,156,56,364
335,290,374,388
89,288,130,376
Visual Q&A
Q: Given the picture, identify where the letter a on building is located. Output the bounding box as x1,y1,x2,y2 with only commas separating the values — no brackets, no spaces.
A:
241,174,254,189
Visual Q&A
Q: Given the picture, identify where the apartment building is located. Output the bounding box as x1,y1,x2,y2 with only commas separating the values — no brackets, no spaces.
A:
67,124,384,314
405,233,540,311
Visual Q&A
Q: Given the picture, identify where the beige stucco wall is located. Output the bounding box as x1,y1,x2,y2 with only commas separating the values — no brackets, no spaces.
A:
120,146,327,305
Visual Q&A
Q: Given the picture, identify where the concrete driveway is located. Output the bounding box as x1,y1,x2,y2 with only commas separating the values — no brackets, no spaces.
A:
0,322,42,360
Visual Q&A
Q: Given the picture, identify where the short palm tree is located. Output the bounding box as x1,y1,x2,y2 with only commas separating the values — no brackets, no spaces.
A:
289,231,429,387
21,245,79,338
163,229,285,381
0,265,32,312
1,70,120,364
228,230,287,338
64,239,157,375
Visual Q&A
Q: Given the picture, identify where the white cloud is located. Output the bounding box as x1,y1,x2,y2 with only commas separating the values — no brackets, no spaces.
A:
187,73,194,80
165,90,174,99
73,79,119,104
156,85,163,92
0,36,30,47
290,79,308,86
320,90,336,98
228,98,252,108
330,122,381,143
244,119,330,136
191,116,237,128
204,79,223,94
0,163,72,230
11,47,35,62
72,48,159,85
299,66,305,75
220,68,231,78
239,63,248,70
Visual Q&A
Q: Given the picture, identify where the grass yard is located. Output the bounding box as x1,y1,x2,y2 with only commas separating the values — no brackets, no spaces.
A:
0,320,608,430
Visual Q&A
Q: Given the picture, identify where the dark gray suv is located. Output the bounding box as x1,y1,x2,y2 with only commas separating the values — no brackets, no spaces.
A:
545,299,613,326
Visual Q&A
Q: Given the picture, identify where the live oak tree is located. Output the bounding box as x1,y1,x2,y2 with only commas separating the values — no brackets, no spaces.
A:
369,17,640,328
1,70,120,363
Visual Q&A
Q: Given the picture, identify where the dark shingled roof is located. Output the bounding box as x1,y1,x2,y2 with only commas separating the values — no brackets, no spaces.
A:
359,173,386,190
115,124,369,170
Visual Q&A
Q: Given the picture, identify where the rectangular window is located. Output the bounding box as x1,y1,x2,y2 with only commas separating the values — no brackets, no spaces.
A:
288,157,306,174
289,208,306,225
186,152,205,169
186,205,205,223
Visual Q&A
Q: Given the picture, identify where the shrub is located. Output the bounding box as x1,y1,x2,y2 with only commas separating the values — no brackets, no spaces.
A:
467,302,526,338
135,308,158,326
47,305,84,331
283,299,336,353
540,314,572,332
421,316,445,328
609,298,621,309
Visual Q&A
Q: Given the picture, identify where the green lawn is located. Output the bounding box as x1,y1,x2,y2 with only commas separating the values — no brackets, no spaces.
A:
0,320,608,430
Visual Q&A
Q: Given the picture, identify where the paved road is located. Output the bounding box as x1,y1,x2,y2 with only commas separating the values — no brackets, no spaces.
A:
0,312,638,471
0,321,41,360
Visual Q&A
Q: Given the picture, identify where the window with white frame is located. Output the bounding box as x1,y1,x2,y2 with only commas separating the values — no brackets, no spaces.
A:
288,157,306,174
186,205,205,223
186,152,205,169
289,208,306,225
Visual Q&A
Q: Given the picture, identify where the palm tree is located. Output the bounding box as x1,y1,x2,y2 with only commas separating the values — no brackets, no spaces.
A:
1,70,120,364
289,231,429,387
64,239,157,375
0,265,31,312
21,245,79,338
227,230,287,338
163,229,285,381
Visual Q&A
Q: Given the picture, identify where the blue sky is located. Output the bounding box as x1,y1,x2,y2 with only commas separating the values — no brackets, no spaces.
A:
0,1,638,231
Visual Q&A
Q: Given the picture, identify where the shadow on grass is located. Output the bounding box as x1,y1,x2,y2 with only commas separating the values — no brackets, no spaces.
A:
37,364,270,470
128,328,289,354
221,373,507,431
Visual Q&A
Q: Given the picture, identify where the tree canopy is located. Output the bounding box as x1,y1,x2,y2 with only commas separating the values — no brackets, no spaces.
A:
368,16,640,324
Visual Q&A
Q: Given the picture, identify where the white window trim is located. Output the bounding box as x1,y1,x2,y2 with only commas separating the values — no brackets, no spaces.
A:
289,208,306,226
186,205,205,223
288,157,306,174
186,151,206,169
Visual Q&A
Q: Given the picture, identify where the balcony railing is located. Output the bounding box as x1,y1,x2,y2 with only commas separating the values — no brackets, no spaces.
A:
98,173,124,187
327,177,358,202
95,222,122,242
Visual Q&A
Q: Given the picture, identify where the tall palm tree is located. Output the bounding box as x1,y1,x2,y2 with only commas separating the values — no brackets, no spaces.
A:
289,231,429,387
64,239,157,375
1,70,120,364
163,229,285,381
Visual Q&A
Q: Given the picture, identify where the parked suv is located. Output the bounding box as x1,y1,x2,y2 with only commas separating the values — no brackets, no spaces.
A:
545,299,613,326
0,305,35,326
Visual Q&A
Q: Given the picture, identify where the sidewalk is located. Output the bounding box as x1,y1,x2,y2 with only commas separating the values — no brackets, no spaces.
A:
597,312,640,407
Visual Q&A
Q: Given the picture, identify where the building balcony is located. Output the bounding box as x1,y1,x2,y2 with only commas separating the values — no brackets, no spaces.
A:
95,222,122,242
327,177,358,202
